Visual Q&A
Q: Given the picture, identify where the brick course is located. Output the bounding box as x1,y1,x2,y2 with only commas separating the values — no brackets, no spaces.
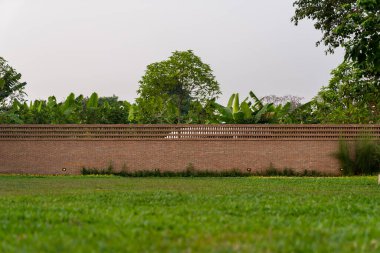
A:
0,124,379,175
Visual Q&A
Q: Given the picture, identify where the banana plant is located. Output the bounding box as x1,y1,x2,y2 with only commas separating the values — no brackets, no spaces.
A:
215,93,250,123
215,91,276,124
128,104,138,123
86,92,99,108
0,92,136,124
85,92,100,123
42,93,80,123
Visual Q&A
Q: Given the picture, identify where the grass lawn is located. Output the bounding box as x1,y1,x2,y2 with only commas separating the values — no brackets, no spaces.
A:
0,176,380,253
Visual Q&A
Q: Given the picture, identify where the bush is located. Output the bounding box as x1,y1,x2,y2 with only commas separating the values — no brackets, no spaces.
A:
82,167,250,177
335,138,380,175
81,163,325,177
259,163,324,177
81,162,114,175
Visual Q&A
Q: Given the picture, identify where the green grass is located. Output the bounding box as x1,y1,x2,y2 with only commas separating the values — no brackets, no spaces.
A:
0,176,380,252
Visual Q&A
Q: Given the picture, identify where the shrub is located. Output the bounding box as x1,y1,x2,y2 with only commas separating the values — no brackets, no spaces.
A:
334,140,354,175
81,161,114,175
258,163,324,177
82,167,250,177
334,138,380,175
81,164,325,177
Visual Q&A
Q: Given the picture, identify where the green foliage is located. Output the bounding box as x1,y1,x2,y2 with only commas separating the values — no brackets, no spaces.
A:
0,78,5,89
85,92,100,124
215,91,298,124
335,140,354,175
0,93,131,124
130,96,179,124
261,166,324,177
3,86,375,125
186,99,220,124
215,93,250,123
0,57,27,106
292,0,380,78
335,138,380,175
354,138,380,174
1,89,303,124
82,162,114,175
304,62,380,123
136,50,221,123
292,1,379,123
82,166,252,177
81,163,325,177
2,52,372,125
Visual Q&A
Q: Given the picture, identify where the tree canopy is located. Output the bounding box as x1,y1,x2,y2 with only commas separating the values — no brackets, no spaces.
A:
136,50,221,123
311,61,379,123
292,0,380,78
292,0,379,123
0,57,27,107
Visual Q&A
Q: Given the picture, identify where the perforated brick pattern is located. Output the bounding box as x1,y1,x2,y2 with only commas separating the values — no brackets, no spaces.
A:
1,124,379,140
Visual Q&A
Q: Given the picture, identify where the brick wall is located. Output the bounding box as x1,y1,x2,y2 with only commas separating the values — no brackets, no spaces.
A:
1,124,379,175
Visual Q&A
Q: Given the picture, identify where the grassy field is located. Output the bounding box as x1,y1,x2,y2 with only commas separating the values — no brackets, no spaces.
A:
0,176,380,253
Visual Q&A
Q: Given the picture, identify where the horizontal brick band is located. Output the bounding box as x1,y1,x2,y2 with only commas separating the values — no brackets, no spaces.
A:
1,124,379,141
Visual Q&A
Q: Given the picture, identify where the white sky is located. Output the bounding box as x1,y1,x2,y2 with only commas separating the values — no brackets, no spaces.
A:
0,0,343,104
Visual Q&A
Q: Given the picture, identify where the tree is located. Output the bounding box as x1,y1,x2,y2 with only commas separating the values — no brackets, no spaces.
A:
137,50,221,123
261,95,303,110
97,95,131,124
307,61,379,123
292,0,380,78
0,57,27,106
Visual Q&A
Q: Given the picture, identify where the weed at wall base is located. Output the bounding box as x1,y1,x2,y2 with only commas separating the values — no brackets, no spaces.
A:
81,166,326,177
82,167,250,177
257,164,325,177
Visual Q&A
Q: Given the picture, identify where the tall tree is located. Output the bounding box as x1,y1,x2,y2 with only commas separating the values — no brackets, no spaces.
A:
310,61,380,123
0,57,27,106
137,50,221,123
292,0,380,78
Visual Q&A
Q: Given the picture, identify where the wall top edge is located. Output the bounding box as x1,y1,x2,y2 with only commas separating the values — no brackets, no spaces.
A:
1,124,380,128
0,138,370,142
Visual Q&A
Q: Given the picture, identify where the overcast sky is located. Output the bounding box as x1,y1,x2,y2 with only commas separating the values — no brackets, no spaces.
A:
0,0,343,104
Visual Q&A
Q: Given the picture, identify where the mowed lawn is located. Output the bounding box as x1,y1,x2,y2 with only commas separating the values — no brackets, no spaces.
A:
1,176,380,253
